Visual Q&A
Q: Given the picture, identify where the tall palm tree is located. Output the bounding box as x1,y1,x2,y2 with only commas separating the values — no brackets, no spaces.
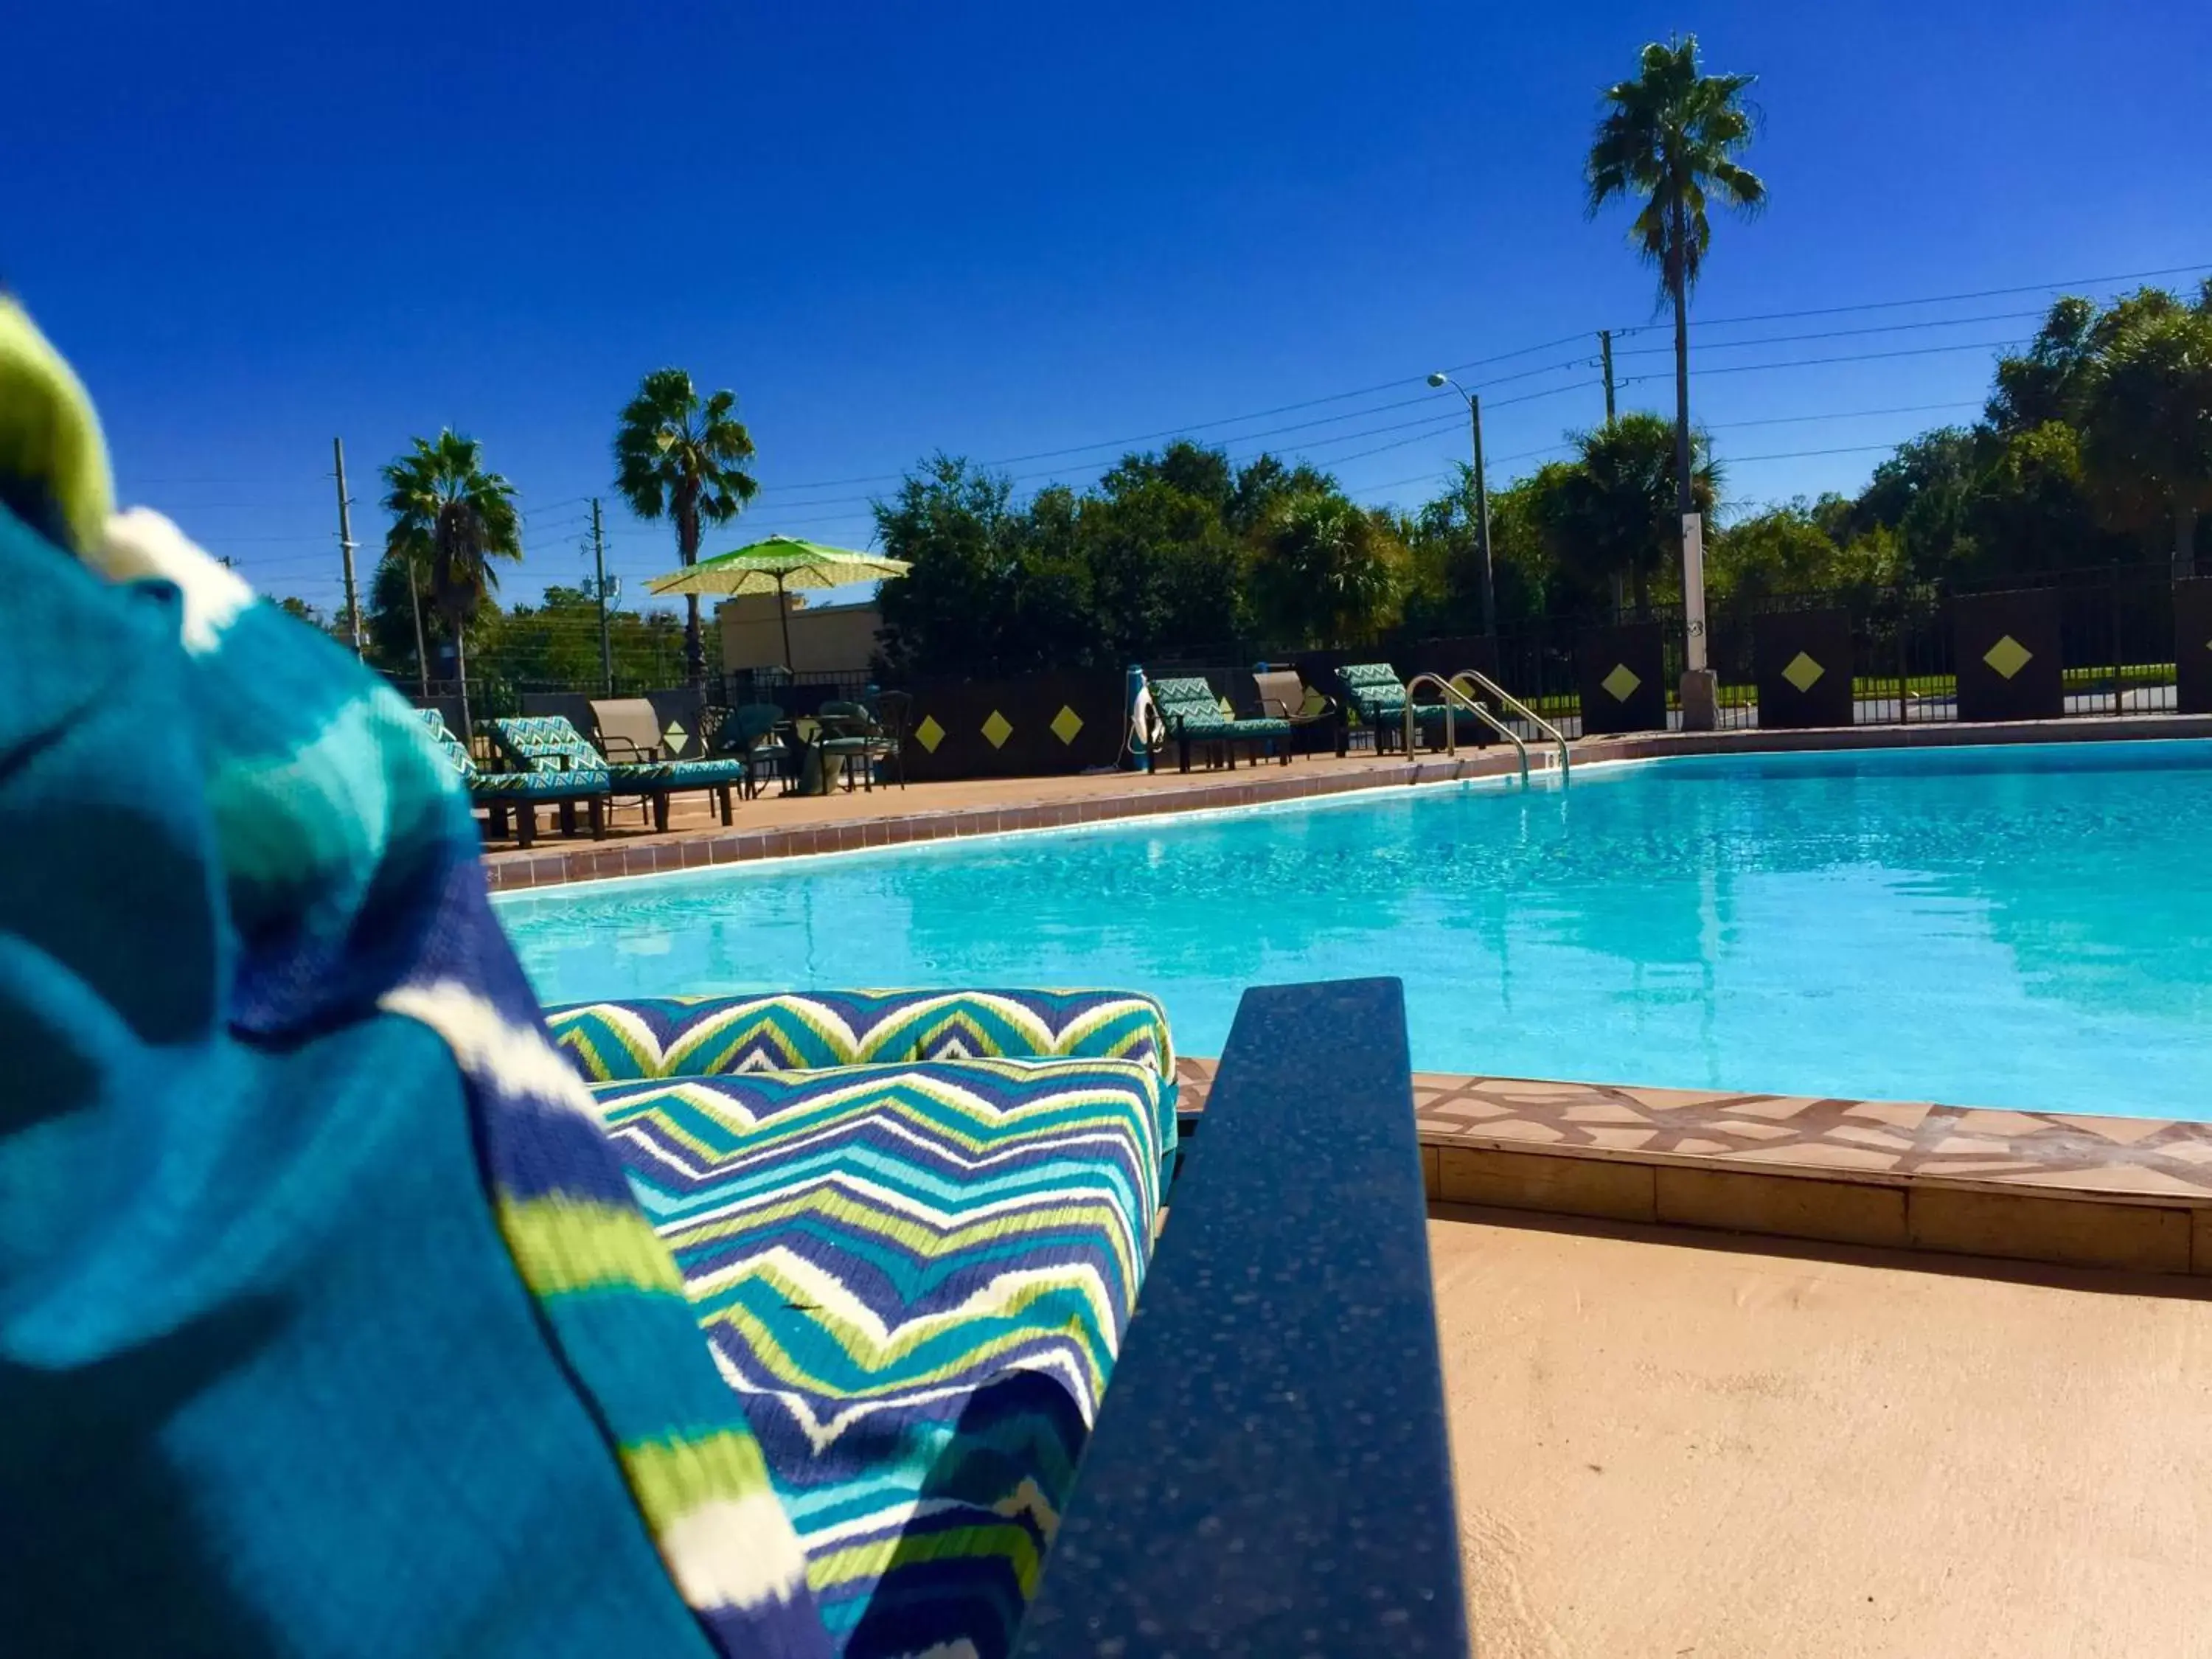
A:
380,430,521,733
612,368,759,686
1587,35,1764,712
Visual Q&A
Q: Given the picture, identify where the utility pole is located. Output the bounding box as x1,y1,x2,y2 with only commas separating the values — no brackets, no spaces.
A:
591,498,613,695
1428,371,1498,639
406,557,430,696
333,437,363,658
1469,394,1496,640
1599,330,1617,422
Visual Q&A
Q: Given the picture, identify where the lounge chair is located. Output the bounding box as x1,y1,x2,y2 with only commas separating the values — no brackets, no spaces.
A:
1250,666,1342,754
544,988,1178,1656
1146,675,1294,772
1335,661,1467,754
416,706,608,847
490,712,745,833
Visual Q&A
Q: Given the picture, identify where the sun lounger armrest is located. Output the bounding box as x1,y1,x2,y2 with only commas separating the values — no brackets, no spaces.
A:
1013,978,1468,1658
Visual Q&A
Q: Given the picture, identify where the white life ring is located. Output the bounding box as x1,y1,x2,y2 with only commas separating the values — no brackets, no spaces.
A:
1131,684,1166,753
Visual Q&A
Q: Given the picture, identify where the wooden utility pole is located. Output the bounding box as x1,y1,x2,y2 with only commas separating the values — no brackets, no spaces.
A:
333,437,363,658
1468,394,1495,640
1599,330,1617,422
591,498,613,694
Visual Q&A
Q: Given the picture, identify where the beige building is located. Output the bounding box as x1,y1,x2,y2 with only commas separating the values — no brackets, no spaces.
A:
717,592,883,675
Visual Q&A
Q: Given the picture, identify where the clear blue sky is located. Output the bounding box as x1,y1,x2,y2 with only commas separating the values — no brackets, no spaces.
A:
11,0,2208,619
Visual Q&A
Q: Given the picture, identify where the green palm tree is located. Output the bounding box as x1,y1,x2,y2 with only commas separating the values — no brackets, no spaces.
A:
1552,411,1720,613
2076,291,2212,577
1587,35,1764,708
613,367,759,686
379,429,521,732
1253,491,1408,646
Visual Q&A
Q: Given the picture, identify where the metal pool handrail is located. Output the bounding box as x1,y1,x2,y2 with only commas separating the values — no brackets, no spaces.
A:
1452,667,1570,780
1403,672,1529,786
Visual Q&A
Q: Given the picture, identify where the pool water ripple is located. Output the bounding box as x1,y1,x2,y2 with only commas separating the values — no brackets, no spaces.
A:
497,742,2212,1119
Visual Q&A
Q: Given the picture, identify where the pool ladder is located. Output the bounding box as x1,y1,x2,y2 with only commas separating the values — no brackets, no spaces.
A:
1401,671,1571,786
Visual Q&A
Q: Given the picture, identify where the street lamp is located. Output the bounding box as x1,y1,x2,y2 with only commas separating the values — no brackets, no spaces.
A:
1427,372,1495,639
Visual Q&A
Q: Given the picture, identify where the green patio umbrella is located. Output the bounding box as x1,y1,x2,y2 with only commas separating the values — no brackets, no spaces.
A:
646,535,911,671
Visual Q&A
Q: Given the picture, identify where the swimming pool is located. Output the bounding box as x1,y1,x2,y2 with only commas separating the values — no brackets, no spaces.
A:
496,741,2212,1120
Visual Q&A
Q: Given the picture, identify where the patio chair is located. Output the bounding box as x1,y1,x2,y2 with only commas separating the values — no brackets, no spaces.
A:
874,689,913,788
816,698,902,792
416,706,608,848
1145,675,1293,772
1250,666,1342,755
708,702,793,798
490,712,745,833
588,696,748,830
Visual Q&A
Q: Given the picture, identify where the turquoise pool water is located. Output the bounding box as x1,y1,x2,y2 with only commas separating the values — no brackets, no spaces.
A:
497,742,2212,1119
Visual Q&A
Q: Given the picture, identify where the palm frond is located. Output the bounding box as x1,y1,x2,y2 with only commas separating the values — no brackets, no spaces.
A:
1584,32,1764,299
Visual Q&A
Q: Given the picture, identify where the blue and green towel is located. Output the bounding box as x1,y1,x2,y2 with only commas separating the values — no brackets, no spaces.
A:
0,294,830,1656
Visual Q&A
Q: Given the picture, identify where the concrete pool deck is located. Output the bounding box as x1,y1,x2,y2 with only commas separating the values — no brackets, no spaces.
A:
1428,1206,2212,1657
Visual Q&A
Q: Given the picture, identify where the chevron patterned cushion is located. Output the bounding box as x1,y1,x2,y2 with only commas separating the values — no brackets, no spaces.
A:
1147,676,1292,738
420,709,613,796
613,755,751,788
546,990,1177,1154
488,713,609,773
593,1057,1165,1659
416,704,475,773
546,990,1175,1083
471,768,613,798
1337,661,1408,720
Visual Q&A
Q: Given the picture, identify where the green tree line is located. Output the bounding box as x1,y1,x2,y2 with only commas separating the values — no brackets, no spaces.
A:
870,281,2212,678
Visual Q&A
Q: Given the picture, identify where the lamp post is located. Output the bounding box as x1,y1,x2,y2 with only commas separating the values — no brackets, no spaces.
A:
1427,372,1495,639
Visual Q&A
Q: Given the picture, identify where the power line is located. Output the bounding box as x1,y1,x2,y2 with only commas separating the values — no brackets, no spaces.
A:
1707,399,1983,429
1619,336,2028,383
1722,442,1905,464
763,358,1593,508
1675,260,2210,330
1609,308,2046,358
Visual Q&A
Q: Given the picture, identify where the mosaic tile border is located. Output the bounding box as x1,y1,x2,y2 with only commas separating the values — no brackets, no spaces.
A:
1173,1058,2212,1277
481,712,2212,891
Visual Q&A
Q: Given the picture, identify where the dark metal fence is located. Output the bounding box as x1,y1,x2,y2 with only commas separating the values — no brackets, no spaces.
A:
1158,564,2187,742
399,566,2197,759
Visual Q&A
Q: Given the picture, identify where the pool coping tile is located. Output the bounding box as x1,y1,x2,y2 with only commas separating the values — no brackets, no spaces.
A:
1175,1058,2212,1277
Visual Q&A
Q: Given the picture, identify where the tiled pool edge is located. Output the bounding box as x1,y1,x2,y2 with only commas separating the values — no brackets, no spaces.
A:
480,749,1530,890
1176,1060,2212,1278
480,712,2212,891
